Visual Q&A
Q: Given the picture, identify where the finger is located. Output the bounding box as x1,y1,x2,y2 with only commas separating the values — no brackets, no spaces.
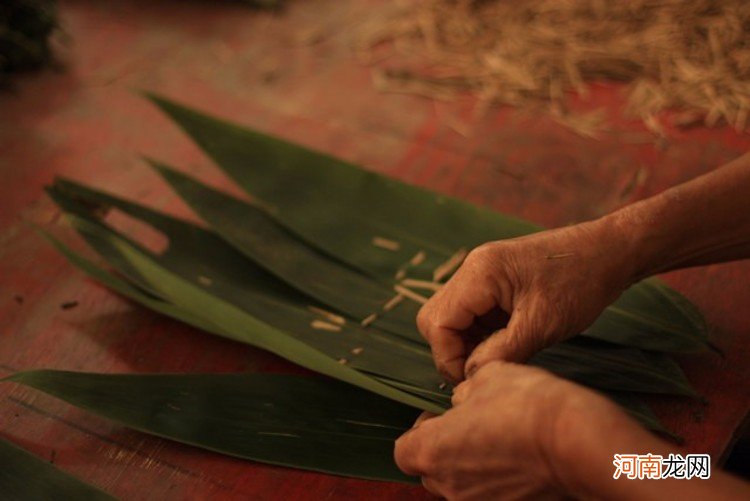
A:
421,477,442,497
413,411,437,428
451,381,471,406
417,267,503,382
464,315,543,377
431,334,468,384
394,420,435,476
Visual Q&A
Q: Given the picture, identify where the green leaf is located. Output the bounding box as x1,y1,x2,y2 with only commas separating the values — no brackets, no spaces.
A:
143,93,536,257
0,437,114,500
144,94,708,353
146,160,423,341
530,338,696,397
5,370,420,484
64,214,444,413
48,180,698,399
47,181,444,396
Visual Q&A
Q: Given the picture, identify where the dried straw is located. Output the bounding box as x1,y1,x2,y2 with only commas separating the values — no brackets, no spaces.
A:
311,320,343,332
401,278,443,292
394,284,430,305
409,250,427,266
372,236,401,251
361,313,379,327
432,248,467,282
360,0,750,136
307,306,346,326
382,293,405,311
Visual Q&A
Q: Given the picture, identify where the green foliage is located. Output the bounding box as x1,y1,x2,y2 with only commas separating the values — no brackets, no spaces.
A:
0,437,114,500
34,94,712,481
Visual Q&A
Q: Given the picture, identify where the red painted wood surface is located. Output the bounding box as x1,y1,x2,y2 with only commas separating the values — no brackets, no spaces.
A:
1,1,749,499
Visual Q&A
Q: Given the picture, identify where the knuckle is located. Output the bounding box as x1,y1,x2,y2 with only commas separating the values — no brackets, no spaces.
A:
466,243,494,264
472,363,495,384
420,443,440,474
473,358,507,382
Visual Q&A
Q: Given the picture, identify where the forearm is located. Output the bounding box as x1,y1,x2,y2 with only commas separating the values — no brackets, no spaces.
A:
556,397,749,500
604,152,750,282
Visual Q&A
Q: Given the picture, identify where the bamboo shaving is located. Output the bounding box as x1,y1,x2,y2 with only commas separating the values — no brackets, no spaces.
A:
409,250,427,266
383,293,405,311
361,313,378,327
311,320,342,332
433,248,467,282
394,268,407,281
307,306,346,326
198,275,212,286
372,236,401,251
351,347,364,355
394,284,429,305
360,0,750,136
401,278,443,292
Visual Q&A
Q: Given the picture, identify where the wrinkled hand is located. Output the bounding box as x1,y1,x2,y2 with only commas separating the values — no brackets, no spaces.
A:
417,219,637,382
394,362,638,500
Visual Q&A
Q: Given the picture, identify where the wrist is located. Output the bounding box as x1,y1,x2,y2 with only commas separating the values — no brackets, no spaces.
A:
546,388,660,499
583,210,651,291
594,201,673,286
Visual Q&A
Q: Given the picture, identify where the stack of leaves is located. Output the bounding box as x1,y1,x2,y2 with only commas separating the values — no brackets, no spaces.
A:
359,0,750,136
0,0,57,86
22,94,709,484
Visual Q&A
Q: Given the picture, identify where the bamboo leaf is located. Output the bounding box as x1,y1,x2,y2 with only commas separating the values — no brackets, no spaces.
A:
145,161,423,341
44,231,453,406
5,370,420,484
47,181,444,395
64,215,444,413
531,338,696,397
144,92,535,261
48,181,699,399
143,94,708,353
40,228,230,337
0,437,115,500
3,370,673,486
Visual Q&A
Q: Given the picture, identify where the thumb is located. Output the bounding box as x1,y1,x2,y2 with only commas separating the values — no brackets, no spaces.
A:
464,316,542,377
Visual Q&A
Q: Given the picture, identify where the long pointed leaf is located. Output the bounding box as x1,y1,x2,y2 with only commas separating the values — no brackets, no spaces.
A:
144,94,708,353
48,182,698,399
0,437,114,500
48,181,446,394
146,161,423,341
66,215,444,413
5,370,420,484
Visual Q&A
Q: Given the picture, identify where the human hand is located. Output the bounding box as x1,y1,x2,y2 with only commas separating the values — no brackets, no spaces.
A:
416,217,638,382
393,362,645,500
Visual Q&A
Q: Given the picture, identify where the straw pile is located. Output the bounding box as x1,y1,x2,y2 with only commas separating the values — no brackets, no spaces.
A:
359,0,750,136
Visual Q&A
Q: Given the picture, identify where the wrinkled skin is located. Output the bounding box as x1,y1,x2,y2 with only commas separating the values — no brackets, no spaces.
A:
417,220,636,382
394,362,627,500
400,154,750,500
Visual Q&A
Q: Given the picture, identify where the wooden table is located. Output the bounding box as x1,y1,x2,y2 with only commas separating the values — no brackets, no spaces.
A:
1,1,748,498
